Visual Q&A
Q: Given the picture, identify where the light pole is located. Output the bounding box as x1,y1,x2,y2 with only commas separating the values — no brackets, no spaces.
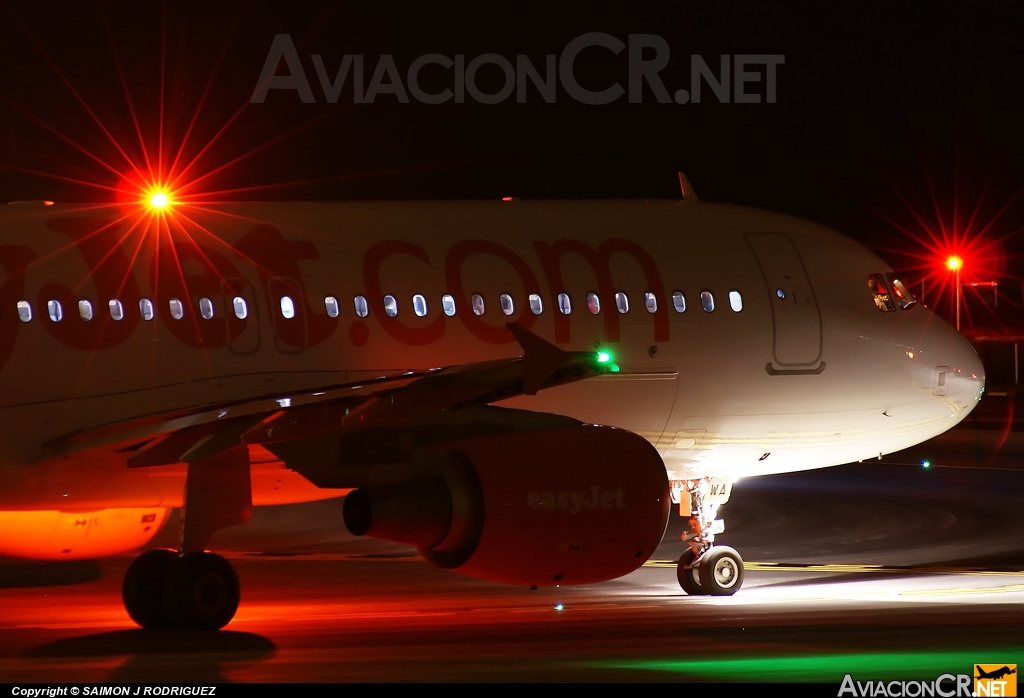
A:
946,256,963,332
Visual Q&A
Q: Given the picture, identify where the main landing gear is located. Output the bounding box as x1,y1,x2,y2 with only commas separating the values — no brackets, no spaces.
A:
672,477,744,596
123,549,241,630
122,447,252,631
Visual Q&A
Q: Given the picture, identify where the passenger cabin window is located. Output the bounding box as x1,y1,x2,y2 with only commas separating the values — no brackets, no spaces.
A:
325,296,340,318
442,294,456,316
644,291,658,313
382,294,398,318
169,298,184,320
354,295,369,318
139,298,154,321
16,301,31,323
868,275,895,312
700,290,715,312
471,293,486,316
672,291,686,313
557,292,572,315
412,294,428,317
109,299,125,321
728,290,743,312
586,292,601,314
499,293,514,316
615,292,629,314
528,293,543,314
47,300,63,322
199,297,214,320
889,278,918,311
233,297,248,319
79,299,93,321
280,296,296,319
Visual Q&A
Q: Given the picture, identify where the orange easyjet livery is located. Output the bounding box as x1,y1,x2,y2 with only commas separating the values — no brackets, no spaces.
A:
0,189,984,628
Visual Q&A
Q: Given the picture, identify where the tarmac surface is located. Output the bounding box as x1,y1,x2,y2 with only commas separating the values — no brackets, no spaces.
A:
1,393,1023,682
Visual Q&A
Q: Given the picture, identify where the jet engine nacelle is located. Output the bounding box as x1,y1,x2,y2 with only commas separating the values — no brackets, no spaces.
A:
343,425,670,586
0,507,170,560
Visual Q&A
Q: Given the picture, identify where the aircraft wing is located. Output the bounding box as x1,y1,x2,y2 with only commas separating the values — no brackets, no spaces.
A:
37,324,614,481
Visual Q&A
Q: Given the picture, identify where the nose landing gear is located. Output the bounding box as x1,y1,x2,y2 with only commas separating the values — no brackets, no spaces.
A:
121,446,251,631
673,477,744,596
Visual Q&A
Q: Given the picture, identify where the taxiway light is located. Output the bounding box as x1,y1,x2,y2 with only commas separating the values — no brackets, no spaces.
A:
921,460,931,468
946,256,963,271
554,603,564,611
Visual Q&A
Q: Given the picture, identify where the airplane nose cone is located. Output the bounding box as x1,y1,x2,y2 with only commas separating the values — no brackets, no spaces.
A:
949,332,985,397
927,318,985,416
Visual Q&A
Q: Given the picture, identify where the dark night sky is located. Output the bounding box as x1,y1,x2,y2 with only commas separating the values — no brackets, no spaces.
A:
1,2,1023,279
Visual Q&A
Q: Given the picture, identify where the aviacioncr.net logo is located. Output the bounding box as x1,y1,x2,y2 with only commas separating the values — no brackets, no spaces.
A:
839,674,973,697
975,664,1017,697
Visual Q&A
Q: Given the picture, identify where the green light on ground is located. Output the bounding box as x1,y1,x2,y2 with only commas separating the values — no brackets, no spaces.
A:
588,648,1024,682
596,351,612,364
610,364,620,373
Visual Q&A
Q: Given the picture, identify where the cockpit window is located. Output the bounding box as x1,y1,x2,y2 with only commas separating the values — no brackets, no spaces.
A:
888,277,918,311
868,274,895,312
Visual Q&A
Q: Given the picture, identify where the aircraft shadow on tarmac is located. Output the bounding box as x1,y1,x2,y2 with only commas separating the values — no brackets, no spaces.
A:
0,559,102,588
752,571,889,589
24,630,277,683
750,547,1024,590
928,550,1024,571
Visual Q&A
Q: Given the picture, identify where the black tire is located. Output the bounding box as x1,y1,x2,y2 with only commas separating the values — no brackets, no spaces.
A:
123,549,178,629
697,545,744,596
164,551,240,631
676,548,706,595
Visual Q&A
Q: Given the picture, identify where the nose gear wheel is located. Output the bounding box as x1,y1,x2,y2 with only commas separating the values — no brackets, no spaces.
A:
698,546,744,595
676,548,706,595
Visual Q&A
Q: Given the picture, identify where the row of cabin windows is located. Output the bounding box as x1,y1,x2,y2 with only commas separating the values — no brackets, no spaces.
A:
357,289,742,318
15,288,744,324
16,277,927,324
20,297,249,324
23,296,264,323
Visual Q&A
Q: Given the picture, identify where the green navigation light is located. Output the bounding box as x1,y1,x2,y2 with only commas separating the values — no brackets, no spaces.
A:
596,351,612,364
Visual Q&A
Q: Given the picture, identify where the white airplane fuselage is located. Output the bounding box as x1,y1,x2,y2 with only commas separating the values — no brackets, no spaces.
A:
0,199,984,558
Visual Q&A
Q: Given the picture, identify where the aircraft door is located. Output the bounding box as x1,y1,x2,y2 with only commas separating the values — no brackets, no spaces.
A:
745,232,824,373
222,279,261,356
